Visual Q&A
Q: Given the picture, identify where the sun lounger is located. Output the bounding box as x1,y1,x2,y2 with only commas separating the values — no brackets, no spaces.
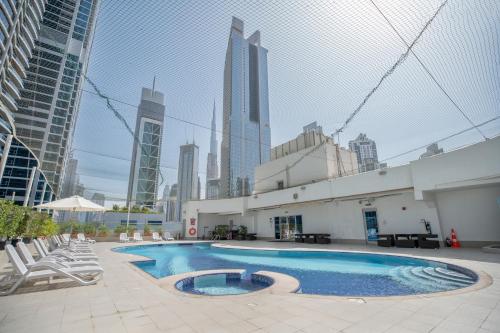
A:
18,242,100,268
152,232,162,241
52,236,93,253
38,239,97,261
133,232,143,242
119,233,130,243
1,245,103,296
77,233,96,244
163,231,174,241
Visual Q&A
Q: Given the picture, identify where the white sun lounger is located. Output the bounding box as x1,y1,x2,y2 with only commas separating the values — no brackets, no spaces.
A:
133,232,143,242
52,236,93,253
163,231,174,240
163,231,175,240
152,232,162,241
119,233,130,243
38,239,98,261
77,233,96,244
0,245,103,296
18,242,100,268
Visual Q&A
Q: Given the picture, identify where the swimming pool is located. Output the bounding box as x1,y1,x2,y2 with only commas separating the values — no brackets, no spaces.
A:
114,243,477,296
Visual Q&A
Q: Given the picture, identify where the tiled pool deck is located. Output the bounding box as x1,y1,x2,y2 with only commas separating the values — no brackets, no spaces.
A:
0,241,499,333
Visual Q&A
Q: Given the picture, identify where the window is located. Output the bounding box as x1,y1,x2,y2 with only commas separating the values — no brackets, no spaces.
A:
147,221,162,226
277,180,284,190
120,220,137,226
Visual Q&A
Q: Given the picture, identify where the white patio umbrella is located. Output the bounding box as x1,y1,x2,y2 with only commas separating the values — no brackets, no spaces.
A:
35,195,106,244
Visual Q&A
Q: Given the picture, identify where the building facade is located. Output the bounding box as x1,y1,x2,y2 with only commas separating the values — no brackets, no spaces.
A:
0,0,56,206
127,87,165,209
0,136,55,206
255,124,358,194
176,143,199,221
184,136,500,246
60,157,80,198
11,0,100,196
220,17,271,198
85,192,104,222
205,101,219,199
420,143,444,159
206,178,220,200
348,133,379,173
166,183,177,222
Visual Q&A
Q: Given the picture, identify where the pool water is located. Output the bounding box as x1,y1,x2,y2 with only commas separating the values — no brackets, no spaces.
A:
114,243,477,296
175,272,273,295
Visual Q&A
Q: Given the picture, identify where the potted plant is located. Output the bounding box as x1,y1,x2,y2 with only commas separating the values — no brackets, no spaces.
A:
114,225,126,235
0,200,13,250
214,225,229,240
83,223,97,237
97,224,109,237
127,226,136,237
9,204,26,246
237,225,248,240
143,224,152,237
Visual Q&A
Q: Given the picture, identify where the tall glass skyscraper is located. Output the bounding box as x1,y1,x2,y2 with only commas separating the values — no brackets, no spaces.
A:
220,17,271,198
0,0,56,206
205,101,219,199
127,87,165,209
176,143,199,221
11,0,100,196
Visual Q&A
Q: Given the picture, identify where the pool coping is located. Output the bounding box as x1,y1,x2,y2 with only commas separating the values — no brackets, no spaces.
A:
157,269,300,298
112,241,493,301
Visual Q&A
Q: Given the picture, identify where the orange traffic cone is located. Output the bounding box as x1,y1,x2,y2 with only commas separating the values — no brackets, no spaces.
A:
451,229,461,248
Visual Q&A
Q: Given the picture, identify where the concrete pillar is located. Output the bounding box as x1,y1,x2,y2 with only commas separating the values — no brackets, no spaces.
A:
23,166,37,207
0,134,13,184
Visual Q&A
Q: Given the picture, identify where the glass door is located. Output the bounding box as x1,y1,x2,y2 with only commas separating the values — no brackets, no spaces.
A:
279,217,288,239
363,210,379,242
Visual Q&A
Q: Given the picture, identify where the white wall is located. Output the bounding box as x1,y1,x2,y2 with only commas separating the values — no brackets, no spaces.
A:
248,190,441,241
435,185,500,244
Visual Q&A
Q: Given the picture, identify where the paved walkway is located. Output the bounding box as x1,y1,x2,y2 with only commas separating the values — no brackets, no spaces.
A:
0,241,499,333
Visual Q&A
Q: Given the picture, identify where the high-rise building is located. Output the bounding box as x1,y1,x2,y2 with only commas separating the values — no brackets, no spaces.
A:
166,183,177,222
85,192,104,222
220,17,271,198
205,101,219,199
420,143,444,159
11,0,100,196
61,157,79,198
348,133,379,173
206,178,220,200
176,143,199,221
0,0,56,206
127,86,165,209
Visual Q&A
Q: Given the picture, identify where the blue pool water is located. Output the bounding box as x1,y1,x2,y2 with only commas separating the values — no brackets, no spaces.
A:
175,272,273,295
114,243,477,296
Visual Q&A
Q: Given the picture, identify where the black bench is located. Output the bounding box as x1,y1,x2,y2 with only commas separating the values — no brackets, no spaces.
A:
377,234,395,247
394,234,419,248
417,234,440,249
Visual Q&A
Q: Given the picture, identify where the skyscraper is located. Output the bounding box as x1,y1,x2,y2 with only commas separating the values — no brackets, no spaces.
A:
166,183,177,222
127,86,165,209
11,0,100,196
220,17,271,198
348,133,379,173
176,143,199,221
0,0,56,206
420,143,444,159
205,101,219,199
61,157,80,198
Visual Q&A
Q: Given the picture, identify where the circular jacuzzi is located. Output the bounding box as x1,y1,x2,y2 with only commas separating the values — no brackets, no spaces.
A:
175,272,273,296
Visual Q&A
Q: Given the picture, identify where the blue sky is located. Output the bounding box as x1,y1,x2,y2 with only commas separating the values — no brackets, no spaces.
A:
73,0,500,205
